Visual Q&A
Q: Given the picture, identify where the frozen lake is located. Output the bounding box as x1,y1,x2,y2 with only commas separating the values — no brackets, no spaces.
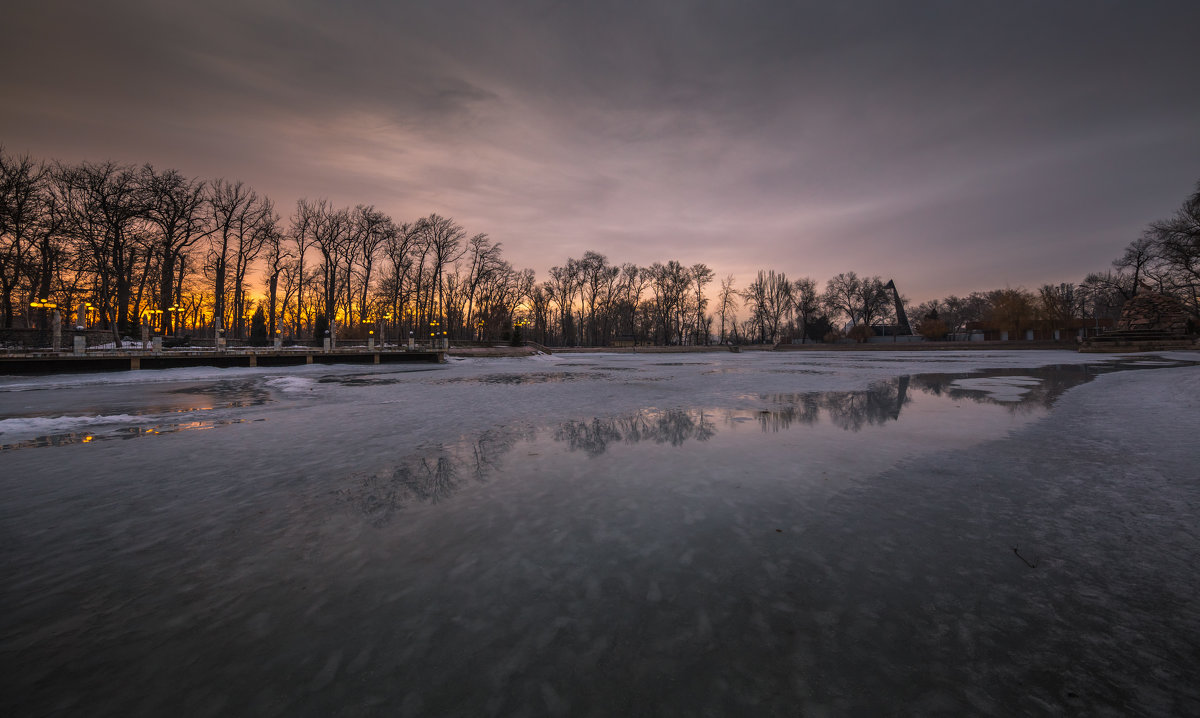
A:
2,350,1198,716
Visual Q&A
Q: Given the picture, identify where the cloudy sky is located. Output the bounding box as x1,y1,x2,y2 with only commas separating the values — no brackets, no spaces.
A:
3,0,1198,301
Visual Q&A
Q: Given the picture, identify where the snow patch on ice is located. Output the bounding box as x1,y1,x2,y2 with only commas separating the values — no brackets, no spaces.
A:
0,413,147,437
949,375,1042,402
265,376,317,393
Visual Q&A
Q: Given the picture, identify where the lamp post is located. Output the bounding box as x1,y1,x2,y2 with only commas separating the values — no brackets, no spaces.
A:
30,298,57,330
430,320,440,349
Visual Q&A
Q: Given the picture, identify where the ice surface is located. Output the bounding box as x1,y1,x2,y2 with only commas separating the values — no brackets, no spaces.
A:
1,350,1198,716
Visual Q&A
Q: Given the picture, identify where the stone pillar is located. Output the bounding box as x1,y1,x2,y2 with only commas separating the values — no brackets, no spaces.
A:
273,335,282,350
141,320,150,350
408,331,415,350
73,334,86,355
52,310,62,351
1000,331,1008,342
368,336,375,350
323,337,331,352
152,336,163,353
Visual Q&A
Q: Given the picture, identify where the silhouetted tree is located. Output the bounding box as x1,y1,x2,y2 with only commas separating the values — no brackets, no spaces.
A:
141,166,210,333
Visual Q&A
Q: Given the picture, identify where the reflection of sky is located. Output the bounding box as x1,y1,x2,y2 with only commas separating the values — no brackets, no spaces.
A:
336,358,1198,519
338,373,1048,522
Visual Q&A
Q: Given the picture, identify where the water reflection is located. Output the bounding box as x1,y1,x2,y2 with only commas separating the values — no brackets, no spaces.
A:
336,358,1198,516
168,378,271,406
756,375,912,433
339,425,533,524
0,419,261,450
555,409,718,456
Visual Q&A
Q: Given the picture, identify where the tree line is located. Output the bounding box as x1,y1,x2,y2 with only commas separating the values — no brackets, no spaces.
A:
910,181,1200,340
0,150,532,344
3,147,1197,346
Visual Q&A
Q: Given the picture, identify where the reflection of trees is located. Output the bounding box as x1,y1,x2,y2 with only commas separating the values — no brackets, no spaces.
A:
338,362,1156,521
753,394,820,432
754,376,911,432
553,418,623,457
338,425,530,524
823,375,910,431
555,410,717,456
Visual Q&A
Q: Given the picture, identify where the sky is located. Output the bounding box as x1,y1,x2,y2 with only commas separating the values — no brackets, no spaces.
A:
3,0,1199,302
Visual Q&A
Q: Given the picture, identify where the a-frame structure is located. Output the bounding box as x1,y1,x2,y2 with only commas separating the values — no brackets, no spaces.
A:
884,280,913,335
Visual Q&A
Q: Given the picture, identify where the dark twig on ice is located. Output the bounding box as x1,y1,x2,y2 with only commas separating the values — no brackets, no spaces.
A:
1012,546,1038,569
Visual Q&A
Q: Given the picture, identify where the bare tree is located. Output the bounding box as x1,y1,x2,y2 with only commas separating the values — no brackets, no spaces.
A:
716,274,737,343
416,214,467,330
261,218,290,338
616,263,646,344
307,200,352,330
1147,180,1200,315
206,179,272,335
547,262,579,345
55,161,145,337
1112,237,1157,295
460,232,504,339
1,150,60,327
822,272,891,329
690,263,714,344
647,260,691,344
741,270,793,343
1038,283,1081,330
141,166,210,333
379,221,417,339
348,205,393,325
791,276,819,343
287,198,320,337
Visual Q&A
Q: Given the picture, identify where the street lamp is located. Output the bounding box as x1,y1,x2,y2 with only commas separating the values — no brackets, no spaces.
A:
141,308,163,332
30,298,57,331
